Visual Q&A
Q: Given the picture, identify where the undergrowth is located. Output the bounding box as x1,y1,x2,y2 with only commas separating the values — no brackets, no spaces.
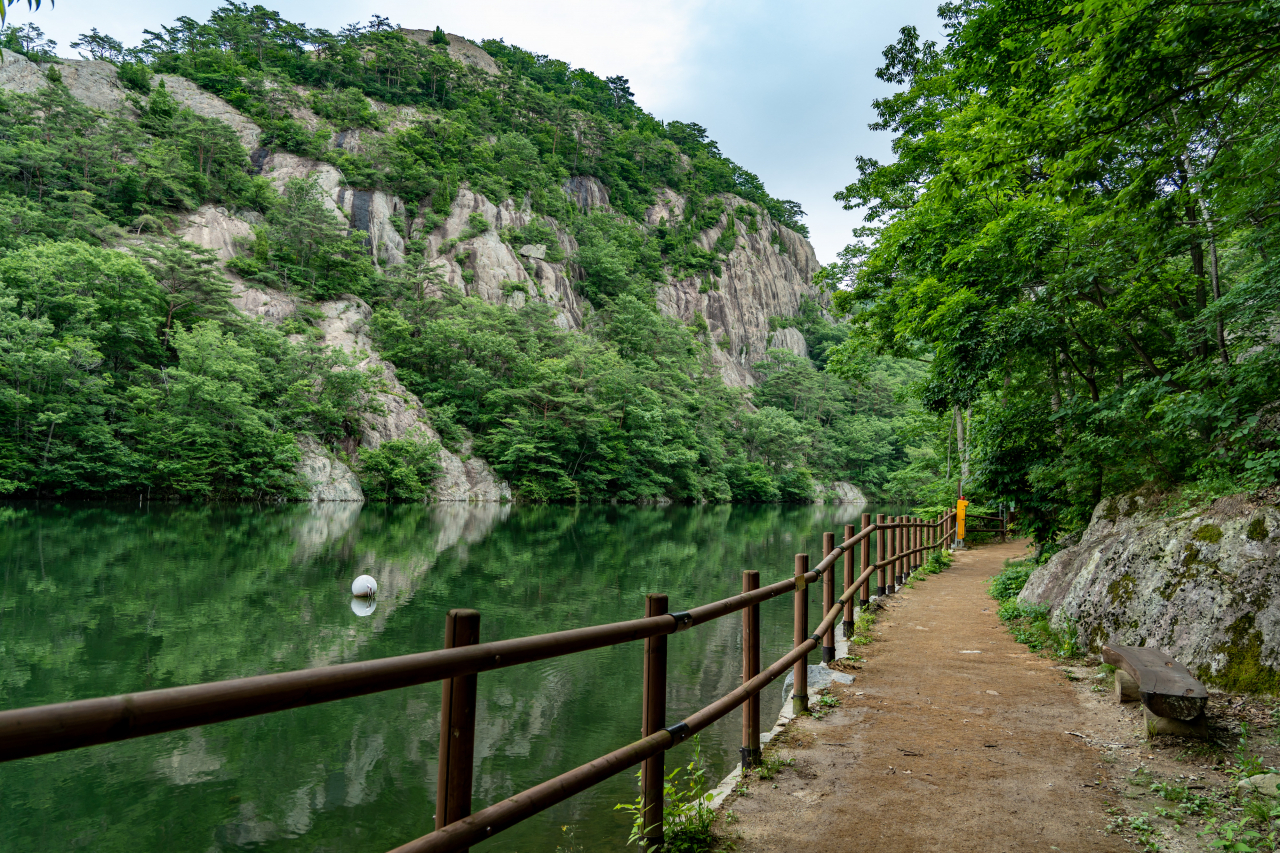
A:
989,558,1081,659
847,607,877,646
615,736,718,852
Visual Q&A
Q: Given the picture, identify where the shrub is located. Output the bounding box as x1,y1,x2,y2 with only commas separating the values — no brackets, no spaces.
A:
461,212,490,240
310,87,383,131
117,61,152,94
615,736,716,852
920,549,952,575
358,438,443,502
989,559,1036,601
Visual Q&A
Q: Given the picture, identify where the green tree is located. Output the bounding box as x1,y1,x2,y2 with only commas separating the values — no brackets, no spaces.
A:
357,437,442,501
826,1,1280,539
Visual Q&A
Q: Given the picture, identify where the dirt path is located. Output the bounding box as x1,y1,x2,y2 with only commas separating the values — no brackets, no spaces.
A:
720,539,1132,853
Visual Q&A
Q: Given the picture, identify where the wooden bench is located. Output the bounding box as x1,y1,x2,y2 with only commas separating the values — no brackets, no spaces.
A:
1103,644,1209,737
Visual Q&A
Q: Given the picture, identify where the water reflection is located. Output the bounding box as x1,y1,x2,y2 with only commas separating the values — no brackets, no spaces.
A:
0,499,894,853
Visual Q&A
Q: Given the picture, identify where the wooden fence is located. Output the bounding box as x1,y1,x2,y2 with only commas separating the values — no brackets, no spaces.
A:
0,508,1009,852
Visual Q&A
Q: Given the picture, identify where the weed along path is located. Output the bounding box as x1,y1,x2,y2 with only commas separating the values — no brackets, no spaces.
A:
719,538,1131,853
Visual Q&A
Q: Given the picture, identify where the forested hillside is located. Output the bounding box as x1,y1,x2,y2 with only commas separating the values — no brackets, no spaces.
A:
824,0,1280,540
0,6,935,503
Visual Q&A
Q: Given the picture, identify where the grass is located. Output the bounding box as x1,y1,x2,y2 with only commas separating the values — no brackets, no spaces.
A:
809,691,840,720
614,736,719,852
847,607,878,646
749,751,795,781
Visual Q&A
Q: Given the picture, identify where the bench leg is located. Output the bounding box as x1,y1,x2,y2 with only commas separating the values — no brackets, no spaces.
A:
1114,669,1139,703
1144,706,1209,739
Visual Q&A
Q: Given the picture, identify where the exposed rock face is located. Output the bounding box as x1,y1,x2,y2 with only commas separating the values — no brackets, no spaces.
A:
228,280,300,324
258,152,406,267
770,327,809,359
0,49,42,93
656,195,823,387
226,283,510,502
0,51,131,112
7,51,830,496
817,481,867,505
644,188,686,227
1019,492,1280,691
180,205,254,260
426,187,587,329
295,435,363,501
444,34,500,75
396,29,500,75
564,176,611,212
336,187,406,267
157,74,262,150
259,151,345,215
314,297,511,503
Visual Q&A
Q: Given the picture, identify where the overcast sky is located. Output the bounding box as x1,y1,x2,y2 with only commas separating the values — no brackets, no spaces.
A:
20,0,945,262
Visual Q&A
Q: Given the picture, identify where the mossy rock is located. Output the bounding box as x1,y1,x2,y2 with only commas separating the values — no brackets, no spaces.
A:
1248,517,1270,542
1108,573,1136,607
1103,498,1122,522
1203,614,1280,695
1193,524,1223,544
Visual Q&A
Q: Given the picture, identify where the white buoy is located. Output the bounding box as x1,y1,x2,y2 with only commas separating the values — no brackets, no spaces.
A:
350,597,377,617
351,574,378,598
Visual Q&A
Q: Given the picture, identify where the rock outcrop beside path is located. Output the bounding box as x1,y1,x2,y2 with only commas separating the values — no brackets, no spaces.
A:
1019,492,1280,691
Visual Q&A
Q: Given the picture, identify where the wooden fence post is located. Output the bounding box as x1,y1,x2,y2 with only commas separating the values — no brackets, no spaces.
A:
896,517,905,587
913,517,921,573
861,513,871,607
436,608,480,844
875,514,886,597
641,593,668,850
742,571,760,769
793,553,809,715
843,523,856,630
889,516,900,594
822,532,836,664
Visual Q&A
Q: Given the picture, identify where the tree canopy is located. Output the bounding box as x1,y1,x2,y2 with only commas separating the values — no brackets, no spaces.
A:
823,0,1280,538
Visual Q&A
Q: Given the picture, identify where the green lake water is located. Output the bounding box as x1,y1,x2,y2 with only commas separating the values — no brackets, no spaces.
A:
0,501,899,852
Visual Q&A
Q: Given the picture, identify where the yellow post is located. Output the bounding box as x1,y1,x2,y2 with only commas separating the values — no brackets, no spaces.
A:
955,498,970,548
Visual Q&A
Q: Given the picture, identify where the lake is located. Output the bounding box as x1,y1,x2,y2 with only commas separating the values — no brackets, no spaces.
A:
0,500,901,852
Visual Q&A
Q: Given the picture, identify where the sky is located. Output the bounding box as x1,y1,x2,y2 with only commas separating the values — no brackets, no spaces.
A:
17,0,946,263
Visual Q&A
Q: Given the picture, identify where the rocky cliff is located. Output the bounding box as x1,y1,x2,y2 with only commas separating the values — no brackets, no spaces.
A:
651,191,821,387
1,41,829,498
1019,492,1280,692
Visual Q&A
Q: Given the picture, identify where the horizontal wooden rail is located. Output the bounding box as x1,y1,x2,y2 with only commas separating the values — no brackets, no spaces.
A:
395,535,916,853
0,522,899,763
393,632,819,853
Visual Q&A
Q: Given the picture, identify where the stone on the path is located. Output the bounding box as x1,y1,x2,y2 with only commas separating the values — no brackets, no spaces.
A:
1237,773,1280,798
783,665,854,698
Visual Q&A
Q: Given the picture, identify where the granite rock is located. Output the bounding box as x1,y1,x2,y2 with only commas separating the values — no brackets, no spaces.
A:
655,196,824,388
1019,492,1280,690
295,435,363,501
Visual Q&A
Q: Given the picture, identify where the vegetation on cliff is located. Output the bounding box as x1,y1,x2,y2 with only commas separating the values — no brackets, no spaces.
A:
828,0,1280,539
0,5,931,501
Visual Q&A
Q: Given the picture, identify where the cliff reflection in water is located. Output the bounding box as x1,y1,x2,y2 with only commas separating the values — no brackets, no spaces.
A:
0,499,882,853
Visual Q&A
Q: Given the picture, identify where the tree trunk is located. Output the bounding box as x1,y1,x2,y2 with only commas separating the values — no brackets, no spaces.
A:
954,405,969,496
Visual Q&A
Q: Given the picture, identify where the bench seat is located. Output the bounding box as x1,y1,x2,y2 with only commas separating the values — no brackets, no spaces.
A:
1102,644,1208,722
